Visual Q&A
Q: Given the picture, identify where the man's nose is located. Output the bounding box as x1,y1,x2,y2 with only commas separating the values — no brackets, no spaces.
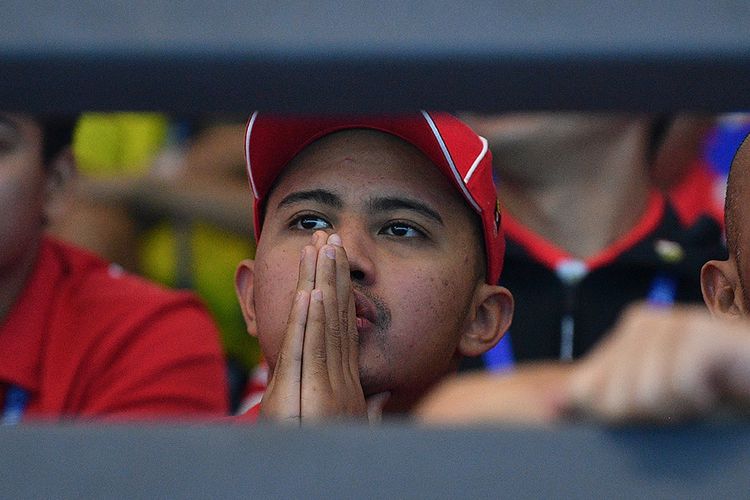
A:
337,229,375,286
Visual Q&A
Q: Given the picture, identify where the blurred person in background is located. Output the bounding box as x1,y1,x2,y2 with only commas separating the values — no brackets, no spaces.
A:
49,114,258,412
0,113,228,422
417,131,750,425
459,113,726,371
649,114,724,226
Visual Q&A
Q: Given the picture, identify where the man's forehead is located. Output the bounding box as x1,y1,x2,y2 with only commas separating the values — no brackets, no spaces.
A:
265,142,468,226
268,129,448,199
287,128,428,169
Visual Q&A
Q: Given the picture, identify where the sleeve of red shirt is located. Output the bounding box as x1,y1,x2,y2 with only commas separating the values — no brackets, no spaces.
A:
43,269,230,420
83,298,230,420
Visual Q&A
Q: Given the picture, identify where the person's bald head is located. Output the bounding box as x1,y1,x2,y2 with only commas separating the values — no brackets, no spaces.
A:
725,133,750,264
702,132,750,319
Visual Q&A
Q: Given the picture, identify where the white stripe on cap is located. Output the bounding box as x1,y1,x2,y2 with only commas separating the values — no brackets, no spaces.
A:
245,111,260,199
420,111,481,213
464,136,488,184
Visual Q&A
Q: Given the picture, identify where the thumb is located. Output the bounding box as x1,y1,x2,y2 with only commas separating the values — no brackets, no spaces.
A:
367,392,391,424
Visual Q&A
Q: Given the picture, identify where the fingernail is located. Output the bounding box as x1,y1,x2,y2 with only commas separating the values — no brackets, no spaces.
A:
300,247,307,261
324,245,335,259
329,233,342,246
312,289,323,301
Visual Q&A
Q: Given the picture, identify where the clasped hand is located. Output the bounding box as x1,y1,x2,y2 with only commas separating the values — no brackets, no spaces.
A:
260,231,387,424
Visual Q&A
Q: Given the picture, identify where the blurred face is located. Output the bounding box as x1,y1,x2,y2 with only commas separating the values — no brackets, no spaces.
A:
251,130,486,407
0,114,47,275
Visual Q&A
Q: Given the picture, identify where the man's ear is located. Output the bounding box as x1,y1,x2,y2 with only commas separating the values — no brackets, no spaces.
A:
44,147,77,223
46,146,76,194
701,259,745,319
235,259,259,337
458,284,514,357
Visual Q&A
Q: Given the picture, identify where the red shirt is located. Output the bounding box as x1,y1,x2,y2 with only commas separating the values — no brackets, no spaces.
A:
0,237,229,421
667,158,725,228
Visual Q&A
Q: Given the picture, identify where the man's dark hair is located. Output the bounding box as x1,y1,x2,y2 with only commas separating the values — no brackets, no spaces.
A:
37,115,77,166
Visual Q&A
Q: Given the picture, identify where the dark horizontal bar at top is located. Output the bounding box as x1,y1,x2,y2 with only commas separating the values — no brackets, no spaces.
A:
2,52,749,113
2,0,750,112
3,0,750,57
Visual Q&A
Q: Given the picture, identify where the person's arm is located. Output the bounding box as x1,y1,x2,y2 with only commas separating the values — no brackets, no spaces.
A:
416,304,750,425
414,362,572,425
566,305,750,423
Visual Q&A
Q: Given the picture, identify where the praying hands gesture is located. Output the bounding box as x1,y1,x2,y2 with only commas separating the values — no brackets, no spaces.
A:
260,231,386,424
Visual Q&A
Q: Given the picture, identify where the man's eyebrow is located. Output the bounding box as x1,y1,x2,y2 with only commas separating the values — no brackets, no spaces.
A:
277,189,343,210
369,196,444,225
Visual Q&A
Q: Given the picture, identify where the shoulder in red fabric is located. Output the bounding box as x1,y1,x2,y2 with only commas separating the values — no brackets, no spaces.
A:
1,237,230,421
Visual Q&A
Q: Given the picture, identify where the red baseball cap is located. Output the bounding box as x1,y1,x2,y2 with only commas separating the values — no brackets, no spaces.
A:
244,111,504,285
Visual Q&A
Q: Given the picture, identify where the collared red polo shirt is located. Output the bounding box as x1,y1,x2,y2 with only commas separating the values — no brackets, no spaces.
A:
0,237,229,420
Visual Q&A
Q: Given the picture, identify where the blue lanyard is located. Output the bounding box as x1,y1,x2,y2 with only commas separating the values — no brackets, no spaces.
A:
2,385,29,425
483,273,678,371
647,273,677,307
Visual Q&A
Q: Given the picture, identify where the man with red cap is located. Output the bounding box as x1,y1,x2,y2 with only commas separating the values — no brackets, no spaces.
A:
234,112,514,422
234,113,750,426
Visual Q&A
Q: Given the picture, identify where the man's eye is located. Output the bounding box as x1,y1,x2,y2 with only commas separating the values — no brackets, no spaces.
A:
292,215,330,231
381,222,422,238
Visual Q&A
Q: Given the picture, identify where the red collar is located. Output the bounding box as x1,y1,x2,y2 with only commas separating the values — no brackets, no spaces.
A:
502,190,665,271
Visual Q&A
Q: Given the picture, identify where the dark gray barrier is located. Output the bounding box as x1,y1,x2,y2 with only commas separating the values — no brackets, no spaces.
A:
2,422,749,498
2,0,750,112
